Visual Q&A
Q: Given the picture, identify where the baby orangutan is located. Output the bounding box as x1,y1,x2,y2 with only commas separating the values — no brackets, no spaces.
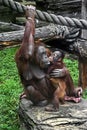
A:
47,50,66,109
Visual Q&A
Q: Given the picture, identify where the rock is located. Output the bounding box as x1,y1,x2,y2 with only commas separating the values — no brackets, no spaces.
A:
19,98,87,130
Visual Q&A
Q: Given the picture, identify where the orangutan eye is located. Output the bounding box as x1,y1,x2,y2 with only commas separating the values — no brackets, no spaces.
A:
54,53,57,57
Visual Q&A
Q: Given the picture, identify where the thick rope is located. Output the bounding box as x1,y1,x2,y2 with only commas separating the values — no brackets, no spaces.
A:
0,0,87,29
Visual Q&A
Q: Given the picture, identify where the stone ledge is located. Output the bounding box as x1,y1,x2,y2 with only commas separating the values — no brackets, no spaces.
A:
19,98,87,130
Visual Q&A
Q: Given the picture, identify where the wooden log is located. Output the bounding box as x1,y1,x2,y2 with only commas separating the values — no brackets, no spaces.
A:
1,24,87,60
0,24,69,42
47,0,81,10
79,59,87,90
0,22,24,32
36,0,82,18
78,0,87,90
15,0,36,5
0,24,70,50
19,98,87,130
0,41,20,49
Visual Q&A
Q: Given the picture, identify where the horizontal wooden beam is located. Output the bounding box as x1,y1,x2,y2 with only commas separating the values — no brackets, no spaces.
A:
0,24,68,42
0,22,24,32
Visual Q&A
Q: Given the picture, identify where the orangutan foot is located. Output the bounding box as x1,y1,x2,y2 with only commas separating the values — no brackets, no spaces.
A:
64,96,81,103
20,92,27,99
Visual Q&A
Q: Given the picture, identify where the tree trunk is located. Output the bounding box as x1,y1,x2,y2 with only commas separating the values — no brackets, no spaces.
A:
19,98,87,130
78,0,87,90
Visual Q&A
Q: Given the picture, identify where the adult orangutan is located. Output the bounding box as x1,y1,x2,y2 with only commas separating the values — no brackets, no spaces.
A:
15,5,82,111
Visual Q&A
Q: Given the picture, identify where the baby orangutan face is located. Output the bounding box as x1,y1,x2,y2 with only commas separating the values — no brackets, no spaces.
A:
49,51,64,63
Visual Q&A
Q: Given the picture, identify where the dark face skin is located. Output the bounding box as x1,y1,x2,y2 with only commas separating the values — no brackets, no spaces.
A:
49,51,63,64
52,51,62,62
36,46,50,68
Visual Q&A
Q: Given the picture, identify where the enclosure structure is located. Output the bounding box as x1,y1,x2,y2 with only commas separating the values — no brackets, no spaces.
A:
0,1,87,129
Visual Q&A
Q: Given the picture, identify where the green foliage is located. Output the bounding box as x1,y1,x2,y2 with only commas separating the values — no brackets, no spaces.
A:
64,58,87,99
0,47,22,130
0,48,87,130
64,58,79,86
83,89,87,99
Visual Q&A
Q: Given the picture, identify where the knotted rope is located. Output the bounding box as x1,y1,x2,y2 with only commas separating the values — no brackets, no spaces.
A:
0,0,87,29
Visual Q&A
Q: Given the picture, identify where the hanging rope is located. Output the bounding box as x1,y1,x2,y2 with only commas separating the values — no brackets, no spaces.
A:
0,0,87,29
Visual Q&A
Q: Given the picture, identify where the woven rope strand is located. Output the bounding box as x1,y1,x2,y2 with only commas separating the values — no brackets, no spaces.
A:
0,0,87,29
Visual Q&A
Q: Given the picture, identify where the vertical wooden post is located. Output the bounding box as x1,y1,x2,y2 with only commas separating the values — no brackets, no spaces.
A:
79,0,87,90
81,0,87,39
